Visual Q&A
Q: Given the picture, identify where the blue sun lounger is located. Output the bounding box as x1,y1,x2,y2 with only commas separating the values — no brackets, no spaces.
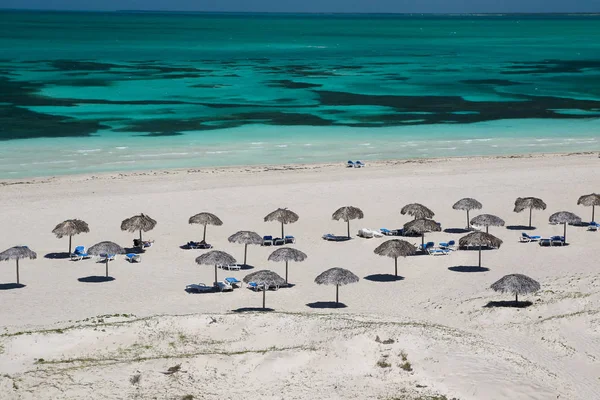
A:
355,160,365,168
126,253,141,263
225,277,242,288
520,232,541,242
322,234,351,242
70,246,90,261
347,160,355,168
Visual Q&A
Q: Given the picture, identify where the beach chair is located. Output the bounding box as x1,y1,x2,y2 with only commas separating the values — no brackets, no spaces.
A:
187,241,212,249
215,281,233,292
520,232,541,243
99,254,115,263
70,246,90,261
380,228,393,236
224,277,242,288
551,236,565,246
247,281,265,291
262,236,273,246
355,160,365,168
125,253,141,263
347,160,355,168
322,234,351,242
588,222,599,232
420,242,435,252
284,235,296,244
273,237,285,246
428,247,449,256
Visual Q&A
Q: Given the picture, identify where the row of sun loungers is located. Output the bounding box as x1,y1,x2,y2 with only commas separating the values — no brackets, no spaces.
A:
262,236,295,246
70,246,142,263
519,232,566,246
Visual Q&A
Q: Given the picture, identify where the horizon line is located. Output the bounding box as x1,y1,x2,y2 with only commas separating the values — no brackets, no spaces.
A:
1,9,600,16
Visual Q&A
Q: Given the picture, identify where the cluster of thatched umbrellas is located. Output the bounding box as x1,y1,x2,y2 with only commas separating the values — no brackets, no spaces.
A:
2,194,597,307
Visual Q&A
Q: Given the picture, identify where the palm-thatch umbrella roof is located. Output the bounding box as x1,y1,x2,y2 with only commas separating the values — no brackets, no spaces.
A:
121,214,157,242
332,206,364,238
268,247,308,283
0,246,37,284
243,270,286,309
491,274,540,304
514,197,547,228
315,267,359,306
470,214,505,233
52,219,90,254
228,231,263,265
374,239,417,276
195,250,236,286
264,208,299,238
577,193,600,222
549,211,581,243
459,232,503,268
403,218,441,247
189,212,223,242
87,241,126,278
453,198,482,229
401,203,434,220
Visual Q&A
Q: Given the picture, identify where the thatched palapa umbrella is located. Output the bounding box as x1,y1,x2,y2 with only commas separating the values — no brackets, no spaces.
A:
264,208,299,238
243,270,285,309
228,231,262,265
315,267,359,306
374,239,416,277
189,212,223,243
0,246,36,284
459,232,503,268
121,213,156,242
514,197,547,228
196,250,236,286
52,219,90,254
549,211,581,243
577,193,600,222
268,247,307,284
332,206,364,238
401,203,434,220
403,218,441,248
452,198,482,230
470,214,505,233
491,274,540,304
87,241,125,277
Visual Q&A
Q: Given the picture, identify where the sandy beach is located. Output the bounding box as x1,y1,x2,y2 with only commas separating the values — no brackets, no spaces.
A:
0,152,599,399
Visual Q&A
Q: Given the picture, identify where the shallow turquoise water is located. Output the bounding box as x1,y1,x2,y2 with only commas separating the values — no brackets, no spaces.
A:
1,12,599,178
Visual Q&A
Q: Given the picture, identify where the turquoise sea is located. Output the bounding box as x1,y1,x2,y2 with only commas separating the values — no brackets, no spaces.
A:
1,11,599,178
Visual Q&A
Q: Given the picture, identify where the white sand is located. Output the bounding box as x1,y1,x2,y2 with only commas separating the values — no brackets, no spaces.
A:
0,152,599,399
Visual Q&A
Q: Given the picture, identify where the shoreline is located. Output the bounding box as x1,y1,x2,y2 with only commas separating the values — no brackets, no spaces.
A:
1,150,597,186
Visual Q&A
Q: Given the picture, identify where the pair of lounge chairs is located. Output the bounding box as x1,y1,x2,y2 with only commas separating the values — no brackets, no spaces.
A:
247,281,280,291
420,242,450,256
539,236,566,247
322,233,351,242
380,228,405,236
224,277,242,288
70,246,90,261
187,241,213,250
358,228,384,238
262,236,295,246
133,239,154,249
347,160,365,168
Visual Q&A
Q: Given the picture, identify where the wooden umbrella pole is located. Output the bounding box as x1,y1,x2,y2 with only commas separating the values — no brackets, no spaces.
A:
394,257,398,277
244,244,248,265
16,259,20,284
478,245,482,268
529,207,532,227
262,288,266,309
203,224,207,242
139,229,143,242
105,259,109,277
214,265,218,287
285,261,289,284
69,235,72,255
281,222,284,239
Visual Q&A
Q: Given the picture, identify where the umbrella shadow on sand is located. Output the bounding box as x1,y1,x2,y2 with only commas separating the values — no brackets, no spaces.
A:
0,283,26,290
443,228,470,234
78,276,115,283
506,225,536,231
484,300,533,308
364,274,405,282
232,307,275,313
306,301,348,309
44,252,70,260
448,265,490,273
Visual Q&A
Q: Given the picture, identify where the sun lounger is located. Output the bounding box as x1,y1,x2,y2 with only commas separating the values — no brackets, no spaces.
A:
218,264,241,271
439,240,456,250
224,277,242,288
588,222,599,232
125,253,141,263
247,281,265,291
187,241,212,249
262,236,273,246
380,228,393,236
539,236,565,247
273,237,285,246
347,160,355,168
284,235,296,244
99,254,115,262
355,160,365,168
520,232,541,243
428,247,449,256
133,239,154,248
70,245,90,261
216,281,233,292
322,234,351,242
